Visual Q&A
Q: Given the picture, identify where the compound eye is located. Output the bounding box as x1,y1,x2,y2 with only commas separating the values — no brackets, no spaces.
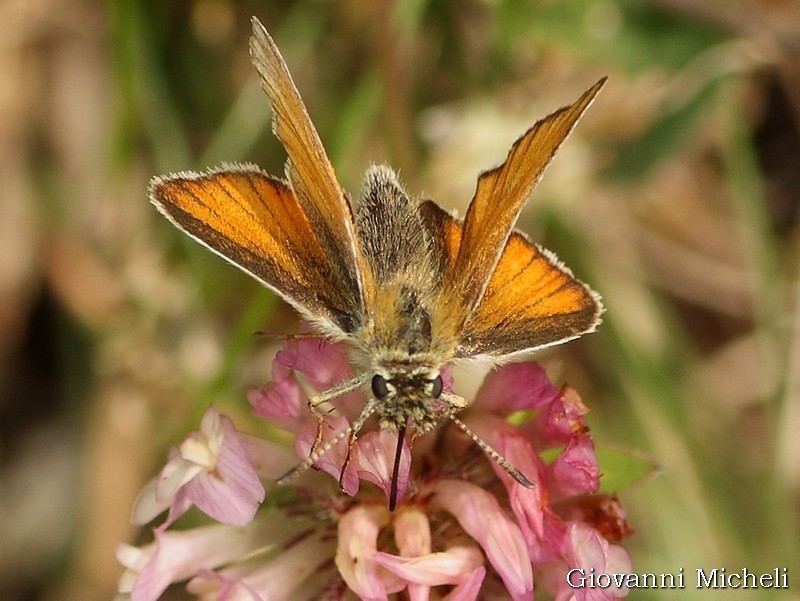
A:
431,374,444,398
371,374,391,399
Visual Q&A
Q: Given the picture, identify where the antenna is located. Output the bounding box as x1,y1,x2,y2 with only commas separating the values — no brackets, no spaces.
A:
449,415,534,488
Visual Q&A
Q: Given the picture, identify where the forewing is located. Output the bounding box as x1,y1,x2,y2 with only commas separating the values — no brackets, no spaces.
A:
150,164,361,335
447,79,606,320
249,17,370,314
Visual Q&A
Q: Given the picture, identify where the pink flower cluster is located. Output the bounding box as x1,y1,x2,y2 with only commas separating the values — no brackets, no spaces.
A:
117,337,632,600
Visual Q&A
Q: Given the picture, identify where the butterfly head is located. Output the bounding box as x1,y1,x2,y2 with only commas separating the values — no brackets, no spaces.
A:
370,360,447,434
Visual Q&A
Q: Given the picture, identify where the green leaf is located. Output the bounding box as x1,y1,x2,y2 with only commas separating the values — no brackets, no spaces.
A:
597,443,660,493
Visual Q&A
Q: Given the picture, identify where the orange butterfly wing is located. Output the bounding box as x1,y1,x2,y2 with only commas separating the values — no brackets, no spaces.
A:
457,230,602,357
248,18,369,308
445,79,606,323
421,79,606,358
420,202,601,358
151,18,370,337
150,165,362,335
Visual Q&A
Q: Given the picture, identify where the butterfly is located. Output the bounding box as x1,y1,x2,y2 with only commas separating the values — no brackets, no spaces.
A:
150,17,605,509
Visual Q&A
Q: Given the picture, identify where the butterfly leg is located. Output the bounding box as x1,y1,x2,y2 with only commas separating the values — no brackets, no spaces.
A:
306,374,369,458
336,397,379,493
306,397,329,459
337,428,358,493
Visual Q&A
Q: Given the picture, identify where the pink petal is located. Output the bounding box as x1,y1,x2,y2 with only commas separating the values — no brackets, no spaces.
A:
126,522,270,601
532,558,571,601
393,508,431,556
431,480,533,601
606,544,634,583
443,566,486,601
258,335,368,429
392,508,434,601
277,337,354,392
187,569,263,601
353,430,411,506
565,522,608,572
131,477,170,526
165,487,194,527
157,448,203,501
562,522,632,600
237,432,298,480
474,362,560,415
336,505,400,600
547,435,600,499
139,406,268,528
117,542,150,594
188,533,335,601
184,417,265,526
557,494,634,543
440,364,455,392
247,373,308,431
249,336,359,430
462,415,564,562
157,406,226,505
464,415,543,491
277,338,365,419
528,384,590,448
374,545,483,585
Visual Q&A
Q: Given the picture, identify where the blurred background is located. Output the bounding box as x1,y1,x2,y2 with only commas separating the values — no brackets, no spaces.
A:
1,0,798,599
